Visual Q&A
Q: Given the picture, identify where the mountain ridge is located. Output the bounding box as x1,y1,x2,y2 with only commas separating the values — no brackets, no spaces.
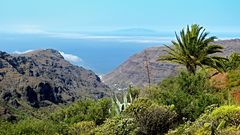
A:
102,39,240,90
0,49,110,110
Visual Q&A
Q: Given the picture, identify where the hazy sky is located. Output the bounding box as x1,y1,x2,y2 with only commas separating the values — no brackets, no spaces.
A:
0,0,240,33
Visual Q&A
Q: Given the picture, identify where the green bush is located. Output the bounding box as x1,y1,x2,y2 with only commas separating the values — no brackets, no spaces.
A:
227,69,240,88
124,98,177,135
168,105,240,135
0,118,68,135
0,120,14,135
50,98,112,125
145,71,225,122
94,115,137,135
68,121,96,135
128,85,140,100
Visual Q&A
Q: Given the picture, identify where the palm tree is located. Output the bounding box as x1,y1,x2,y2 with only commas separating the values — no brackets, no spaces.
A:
158,24,225,74
217,52,240,72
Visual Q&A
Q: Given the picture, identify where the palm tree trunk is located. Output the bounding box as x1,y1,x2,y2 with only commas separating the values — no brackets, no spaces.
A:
187,65,196,74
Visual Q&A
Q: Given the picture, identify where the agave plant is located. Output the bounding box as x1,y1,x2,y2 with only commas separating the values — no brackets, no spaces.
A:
111,92,133,115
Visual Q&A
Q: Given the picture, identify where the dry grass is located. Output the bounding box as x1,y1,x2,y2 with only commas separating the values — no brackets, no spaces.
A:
210,72,228,89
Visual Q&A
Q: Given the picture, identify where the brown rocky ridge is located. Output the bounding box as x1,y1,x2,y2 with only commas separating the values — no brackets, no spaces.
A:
0,49,110,110
103,39,240,90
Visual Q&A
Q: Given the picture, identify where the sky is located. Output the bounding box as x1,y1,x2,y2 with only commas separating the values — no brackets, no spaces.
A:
0,0,240,74
0,0,240,33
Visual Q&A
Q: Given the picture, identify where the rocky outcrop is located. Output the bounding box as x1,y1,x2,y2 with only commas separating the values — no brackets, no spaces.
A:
103,39,240,90
0,49,110,109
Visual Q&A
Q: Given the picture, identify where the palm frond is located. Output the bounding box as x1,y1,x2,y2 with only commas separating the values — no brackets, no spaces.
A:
157,24,224,74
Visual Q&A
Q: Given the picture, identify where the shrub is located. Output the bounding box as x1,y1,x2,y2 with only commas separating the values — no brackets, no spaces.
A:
0,118,68,135
128,85,140,100
68,121,96,135
50,98,112,125
94,116,137,135
168,105,240,135
145,71,225,122
0,120,14,135
227,69,240,88
124,98,177,135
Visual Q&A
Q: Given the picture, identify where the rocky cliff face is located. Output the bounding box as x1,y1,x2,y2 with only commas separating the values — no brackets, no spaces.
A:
103,39,240,90
0,49,110,109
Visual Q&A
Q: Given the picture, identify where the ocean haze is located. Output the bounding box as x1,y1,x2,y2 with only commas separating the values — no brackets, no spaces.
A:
0,31,172,74
0,31,239,74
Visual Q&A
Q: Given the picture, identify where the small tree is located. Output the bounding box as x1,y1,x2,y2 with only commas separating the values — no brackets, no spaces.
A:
216,52,240,72
124,98,177,135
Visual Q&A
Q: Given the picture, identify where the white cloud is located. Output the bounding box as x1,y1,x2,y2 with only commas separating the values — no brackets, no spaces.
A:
12,50,82,63
6,25,47,34
59,51,82,63
13,50,34,54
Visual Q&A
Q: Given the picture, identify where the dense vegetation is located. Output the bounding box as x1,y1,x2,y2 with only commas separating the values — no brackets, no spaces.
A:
1,69,239,135
1,24,240,135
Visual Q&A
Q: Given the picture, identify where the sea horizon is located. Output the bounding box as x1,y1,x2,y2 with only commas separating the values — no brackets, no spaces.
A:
0,31,239,75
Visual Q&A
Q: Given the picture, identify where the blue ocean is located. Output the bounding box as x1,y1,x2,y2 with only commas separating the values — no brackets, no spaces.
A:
0,32,239,75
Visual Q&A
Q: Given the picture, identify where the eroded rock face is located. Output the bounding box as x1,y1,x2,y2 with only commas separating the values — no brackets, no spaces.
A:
38,83,58,103
103,39,240,90
0,49,110,108
23,83,64,108
25,86,39,108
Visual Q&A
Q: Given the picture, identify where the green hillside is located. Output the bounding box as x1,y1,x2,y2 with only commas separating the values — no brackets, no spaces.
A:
1,24,240,135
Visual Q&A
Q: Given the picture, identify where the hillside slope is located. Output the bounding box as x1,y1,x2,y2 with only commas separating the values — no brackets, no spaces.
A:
0,49,110,110
103,39,240,89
